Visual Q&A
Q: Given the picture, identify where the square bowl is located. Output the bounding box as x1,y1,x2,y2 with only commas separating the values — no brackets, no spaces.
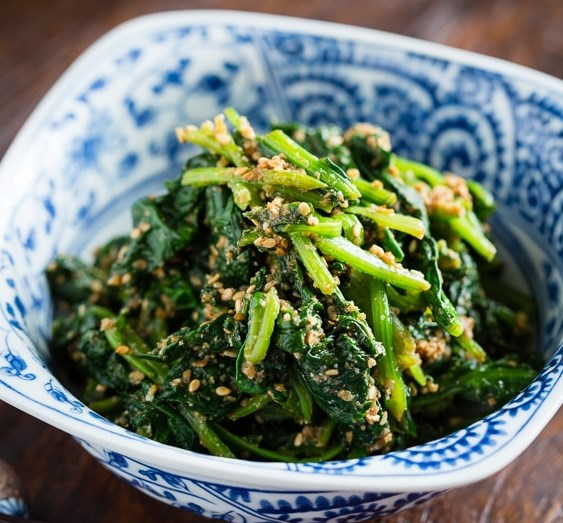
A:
0,10,562,521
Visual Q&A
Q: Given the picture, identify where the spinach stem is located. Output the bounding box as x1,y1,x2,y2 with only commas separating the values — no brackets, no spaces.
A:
368,279,409,421
290,232,338,295
243,287,280,364
347,205,425,239
314,236,430,292
180,407,235,458
262,129,361,200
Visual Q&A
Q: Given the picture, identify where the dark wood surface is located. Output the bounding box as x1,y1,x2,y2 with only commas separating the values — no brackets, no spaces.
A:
0,1,562,522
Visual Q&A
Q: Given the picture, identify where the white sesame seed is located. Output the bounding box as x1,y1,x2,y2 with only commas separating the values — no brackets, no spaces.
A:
215,386,232,396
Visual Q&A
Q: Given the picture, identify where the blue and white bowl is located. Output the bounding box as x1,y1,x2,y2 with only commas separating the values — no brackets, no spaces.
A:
0,11,562,521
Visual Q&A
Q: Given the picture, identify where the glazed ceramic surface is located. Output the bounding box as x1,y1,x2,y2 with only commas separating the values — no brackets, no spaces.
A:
0,11,562,522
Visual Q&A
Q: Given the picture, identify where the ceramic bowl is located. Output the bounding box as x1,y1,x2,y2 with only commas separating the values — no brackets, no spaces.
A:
0,11,562,522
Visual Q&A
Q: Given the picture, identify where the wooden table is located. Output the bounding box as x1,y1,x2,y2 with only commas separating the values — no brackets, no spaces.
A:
0,1,562,522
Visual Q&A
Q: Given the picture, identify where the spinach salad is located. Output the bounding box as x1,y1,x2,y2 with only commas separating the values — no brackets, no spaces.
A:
48,110,538,461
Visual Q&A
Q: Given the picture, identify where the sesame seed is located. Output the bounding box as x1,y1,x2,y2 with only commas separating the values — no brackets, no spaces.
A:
261,237,277,249
234,166,249,177
100,318,116,331
145,384,158,402
132,259,148,271
107,274,122,286
129,370,145,385
189,379,201,392
298,202,311,216
232,290,246,302
215,386,232,396
115,345,130,355
207,273,221,285
192,357,209,368
239,116,256,139
337,390,353,402
346,168,360,180
221,288,234,302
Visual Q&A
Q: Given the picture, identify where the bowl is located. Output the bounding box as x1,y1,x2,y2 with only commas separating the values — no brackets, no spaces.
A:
0,10,562,521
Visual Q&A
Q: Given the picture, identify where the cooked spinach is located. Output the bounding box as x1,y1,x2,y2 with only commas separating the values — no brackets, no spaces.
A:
47,110,538,461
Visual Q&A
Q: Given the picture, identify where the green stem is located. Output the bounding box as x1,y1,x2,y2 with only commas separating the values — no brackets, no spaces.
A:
408,365,427,387
391,312,427,386
290,232,338,295
180,408,235,458
314,236,430,292
386,287,426,312
262,130,361,200
447,210,497,261
243,287,280,364
261,169,328,191
103,318,168,385
303,444,344,462
181,167,232,186
238,229,261,247
381,227,405,261
467,179,496,217
265,186,334,213
228,393,271,421
212,424,298,462
182,167,327,191
353,178,397,206
230,179,262,210
88,396,122,414
393,155,443,187
177,127,247,167
420,238,465,337
283,216,342,238
347,205,425,239
224,107,243,130
316,417,337,448
331,213,364,246
368,279,408,421
289,366,314,424
455,333,487,363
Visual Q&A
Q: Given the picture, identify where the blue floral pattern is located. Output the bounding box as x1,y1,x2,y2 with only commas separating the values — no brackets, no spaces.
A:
0,497,28,518
0,12,562,521
80,438,443,522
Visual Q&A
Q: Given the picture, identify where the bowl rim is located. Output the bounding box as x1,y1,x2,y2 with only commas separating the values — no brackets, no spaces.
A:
0,9,562,493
